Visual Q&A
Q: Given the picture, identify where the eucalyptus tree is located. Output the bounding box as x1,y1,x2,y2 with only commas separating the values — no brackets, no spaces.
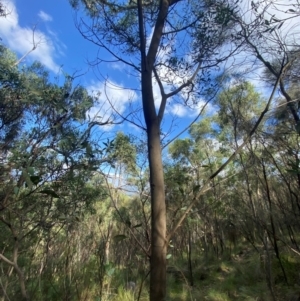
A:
0,44,29,151
167,80,300,292
0,44,109,301
166,82,262,259
230,1,300,270
233,0,300,126
69,0,239,298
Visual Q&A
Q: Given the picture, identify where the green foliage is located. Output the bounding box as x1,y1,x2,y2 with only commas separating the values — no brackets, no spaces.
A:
2,3,300,297
168,138,193,163
0,44,111,301
113,286,135,301
216,81,263,140
109,132,137,173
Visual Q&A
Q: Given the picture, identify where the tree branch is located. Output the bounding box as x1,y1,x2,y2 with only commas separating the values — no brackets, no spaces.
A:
0,254,14,266
147,0,170,68
13,25,41,67
165,63,202,99
167,61,290,242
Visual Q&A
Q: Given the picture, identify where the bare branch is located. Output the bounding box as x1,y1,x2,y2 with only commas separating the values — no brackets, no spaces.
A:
103,80,146,130
76,16,141,72
13,25,42,67
162,88,218,149
165,63,202,99
0,254,14,266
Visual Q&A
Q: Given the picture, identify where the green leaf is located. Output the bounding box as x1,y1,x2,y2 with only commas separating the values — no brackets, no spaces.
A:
132,223,142,228
193,185,201,194
86,143,93,157
14,187,19,195
22,168,33,190
30,175,40,185
278,22,284,29
125,219,131,227
107,267,115,277
286,169,300,175
27,167,35,176
263,28,271,33
39,189,59,198
58,215,66,221
75,216,81,222
113,234,127,242
166,254,172,259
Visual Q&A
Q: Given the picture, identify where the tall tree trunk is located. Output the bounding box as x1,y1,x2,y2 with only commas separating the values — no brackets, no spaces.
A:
137,0,175,298
147,120,167,301
141,67,167,299
137,0,168,297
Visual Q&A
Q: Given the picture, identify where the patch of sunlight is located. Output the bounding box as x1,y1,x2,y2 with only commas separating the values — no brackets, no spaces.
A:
219,262,233,273
111,286,135,301
207,289,231,301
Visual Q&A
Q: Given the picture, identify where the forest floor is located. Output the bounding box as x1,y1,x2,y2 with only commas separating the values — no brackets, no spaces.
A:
166,246,300,301
108,245,300,301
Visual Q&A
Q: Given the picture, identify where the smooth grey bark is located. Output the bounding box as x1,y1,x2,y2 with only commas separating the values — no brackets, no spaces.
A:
140,41,167,301
147,121,167,300
137,0,173,299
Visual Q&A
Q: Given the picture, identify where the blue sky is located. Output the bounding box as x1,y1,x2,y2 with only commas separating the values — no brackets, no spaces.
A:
0,0,210,142
1,0,298,145
3,0,96,75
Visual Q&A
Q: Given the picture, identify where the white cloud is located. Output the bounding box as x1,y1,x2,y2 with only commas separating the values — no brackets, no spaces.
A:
169,100,213,118
0,0,60,72
169,104,190,117
110,62,126,71
38,10,53,22
86,80,138,130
